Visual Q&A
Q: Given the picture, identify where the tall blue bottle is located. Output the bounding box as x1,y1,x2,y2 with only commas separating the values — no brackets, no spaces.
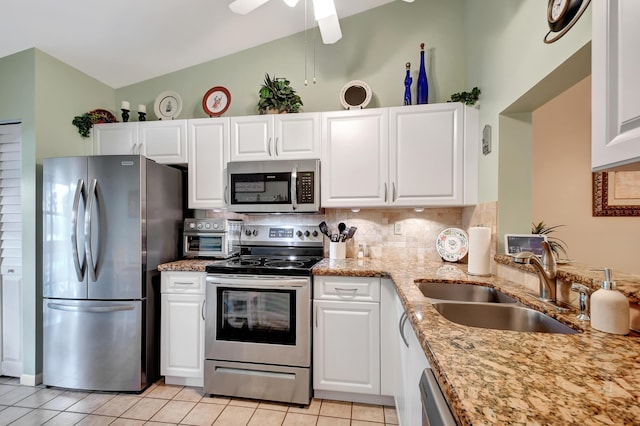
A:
417,43,428,104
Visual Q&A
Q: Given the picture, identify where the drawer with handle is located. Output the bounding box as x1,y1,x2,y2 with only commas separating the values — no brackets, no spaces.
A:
161,271,206,294
314,276,380,302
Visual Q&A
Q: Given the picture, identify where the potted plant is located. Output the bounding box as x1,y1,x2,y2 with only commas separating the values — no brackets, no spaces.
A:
531,221,568,259
449,87,481,106
257,73,303,114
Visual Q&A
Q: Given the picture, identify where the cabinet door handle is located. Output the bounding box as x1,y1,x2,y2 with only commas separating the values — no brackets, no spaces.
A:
224,185,228,204
384,183,388,203
334,287,358,299
268,137,272,157
399,311,409,347
314,304,318,328
201,299,206,321
392,182,397,202
275,137,279,157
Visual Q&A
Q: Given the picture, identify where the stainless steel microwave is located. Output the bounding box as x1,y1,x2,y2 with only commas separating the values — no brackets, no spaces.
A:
227,159,321,213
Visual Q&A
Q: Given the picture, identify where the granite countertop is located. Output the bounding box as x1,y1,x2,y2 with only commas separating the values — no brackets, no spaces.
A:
159,257,640,424
313,257,640,425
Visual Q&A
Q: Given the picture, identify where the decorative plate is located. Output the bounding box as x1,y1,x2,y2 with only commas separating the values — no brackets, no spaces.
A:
154,91,182,120
89,109,118,124
436,228,469,262
202,86,231,117
340,80,372,110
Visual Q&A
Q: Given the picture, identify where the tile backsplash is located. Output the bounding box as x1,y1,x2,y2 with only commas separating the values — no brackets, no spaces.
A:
204,202,498,264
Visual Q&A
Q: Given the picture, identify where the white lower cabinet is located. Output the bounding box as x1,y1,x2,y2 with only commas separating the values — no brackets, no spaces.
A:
313,276,381,397
394,283,430,426
160,271,206,386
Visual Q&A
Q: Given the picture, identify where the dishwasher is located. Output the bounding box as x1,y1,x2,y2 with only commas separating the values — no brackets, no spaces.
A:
420,368,457,426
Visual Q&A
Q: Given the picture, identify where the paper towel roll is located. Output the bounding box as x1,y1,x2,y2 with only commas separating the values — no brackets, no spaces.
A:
468,226,491,276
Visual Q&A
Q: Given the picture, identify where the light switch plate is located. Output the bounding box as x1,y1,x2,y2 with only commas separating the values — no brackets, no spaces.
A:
482,124,491,155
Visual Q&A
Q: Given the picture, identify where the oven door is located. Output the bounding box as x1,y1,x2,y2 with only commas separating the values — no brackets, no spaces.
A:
205,275,310,367
184,232,228,257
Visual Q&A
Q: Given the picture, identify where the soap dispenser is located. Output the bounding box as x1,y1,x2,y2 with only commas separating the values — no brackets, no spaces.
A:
590,268,630,335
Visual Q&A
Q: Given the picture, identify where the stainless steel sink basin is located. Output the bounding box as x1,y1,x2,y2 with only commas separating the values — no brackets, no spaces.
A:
416,282,518,303
431,302,578,334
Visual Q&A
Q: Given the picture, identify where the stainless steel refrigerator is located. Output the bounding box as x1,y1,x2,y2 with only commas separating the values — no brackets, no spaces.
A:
42,155,182,392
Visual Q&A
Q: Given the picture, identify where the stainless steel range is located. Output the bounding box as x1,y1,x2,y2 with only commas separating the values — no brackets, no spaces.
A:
204,224,323,405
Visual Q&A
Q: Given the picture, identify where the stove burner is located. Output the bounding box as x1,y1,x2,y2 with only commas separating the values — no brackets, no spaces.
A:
263,260,306,268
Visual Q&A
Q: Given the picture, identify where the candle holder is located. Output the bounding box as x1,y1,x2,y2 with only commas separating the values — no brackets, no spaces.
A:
121,109,130,123
138,112,146,121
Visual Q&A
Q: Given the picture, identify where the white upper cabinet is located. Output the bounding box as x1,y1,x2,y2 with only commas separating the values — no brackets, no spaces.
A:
93,122,138,156
93,120,188,164
321,108,389,207
229,113,321,161
592,0,640,171
187,118,229,209
321,104,477,208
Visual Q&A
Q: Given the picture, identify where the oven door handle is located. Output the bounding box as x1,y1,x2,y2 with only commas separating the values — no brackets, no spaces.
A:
291,165,298,211
206,276,308,288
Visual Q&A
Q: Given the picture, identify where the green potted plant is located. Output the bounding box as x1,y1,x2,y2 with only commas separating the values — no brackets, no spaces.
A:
449,87,481,106
257,73,303,114
72,113,94,138
531,221,568,259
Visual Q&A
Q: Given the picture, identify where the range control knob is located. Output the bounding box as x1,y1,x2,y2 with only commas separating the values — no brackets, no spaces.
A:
312,230,319,237
204,223,211,229
245,229,252,236
188,223,196,229
197,223,204,230
296,230,303,237
304,230,311,237
212,223,219,229
252,229,259,236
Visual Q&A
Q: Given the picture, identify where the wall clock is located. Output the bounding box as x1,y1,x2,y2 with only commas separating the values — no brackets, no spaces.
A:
544,0,591,44
202,86,231,117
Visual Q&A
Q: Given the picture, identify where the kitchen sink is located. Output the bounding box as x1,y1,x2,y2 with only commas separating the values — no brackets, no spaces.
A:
416,282,518,303
431,302,578,334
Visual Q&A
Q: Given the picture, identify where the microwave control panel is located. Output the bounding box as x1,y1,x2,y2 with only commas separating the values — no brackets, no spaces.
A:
299,172,315,203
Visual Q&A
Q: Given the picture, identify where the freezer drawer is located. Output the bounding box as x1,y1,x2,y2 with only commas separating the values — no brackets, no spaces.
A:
43,299,146,392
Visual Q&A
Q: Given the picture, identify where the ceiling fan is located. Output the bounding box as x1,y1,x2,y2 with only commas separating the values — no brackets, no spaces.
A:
229,0,414,44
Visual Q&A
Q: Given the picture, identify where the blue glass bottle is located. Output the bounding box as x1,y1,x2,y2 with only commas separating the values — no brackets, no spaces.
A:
417,43,428,104
403,62,412,105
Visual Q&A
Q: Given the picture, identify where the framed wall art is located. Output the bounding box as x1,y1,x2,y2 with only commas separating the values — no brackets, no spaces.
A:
592,171,640,217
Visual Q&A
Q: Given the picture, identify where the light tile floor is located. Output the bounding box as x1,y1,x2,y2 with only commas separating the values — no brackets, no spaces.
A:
0,377,399,425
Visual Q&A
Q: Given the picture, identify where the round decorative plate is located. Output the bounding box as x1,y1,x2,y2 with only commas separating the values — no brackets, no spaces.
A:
154,91,182,120
340,80,372,110
436,228,469,262
202,86,231,117
89,109,118,124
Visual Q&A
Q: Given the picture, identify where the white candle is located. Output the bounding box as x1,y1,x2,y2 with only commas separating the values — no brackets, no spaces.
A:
121,101,130,110
138,104,146,113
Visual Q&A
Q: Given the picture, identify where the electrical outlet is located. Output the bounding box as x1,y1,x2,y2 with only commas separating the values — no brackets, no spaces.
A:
394,222,403,235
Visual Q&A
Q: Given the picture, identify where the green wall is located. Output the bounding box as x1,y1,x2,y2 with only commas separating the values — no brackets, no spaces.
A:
116,0,467,118
0,48,113,380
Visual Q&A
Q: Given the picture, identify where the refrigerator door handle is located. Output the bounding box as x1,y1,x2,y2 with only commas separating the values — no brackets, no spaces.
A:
71,179,86,281
47,302,135,313
86,178,98,282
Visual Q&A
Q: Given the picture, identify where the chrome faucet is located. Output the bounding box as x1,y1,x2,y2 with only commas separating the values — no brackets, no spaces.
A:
512,241,557,302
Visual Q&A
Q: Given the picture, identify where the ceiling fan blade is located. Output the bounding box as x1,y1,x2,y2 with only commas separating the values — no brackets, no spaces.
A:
312,0,336,20
317,13,342,44
282,0,300,6
229,0,270,15
401,0,415,2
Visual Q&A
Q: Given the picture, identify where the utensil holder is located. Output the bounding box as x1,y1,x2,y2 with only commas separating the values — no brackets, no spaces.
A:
329,242,346,260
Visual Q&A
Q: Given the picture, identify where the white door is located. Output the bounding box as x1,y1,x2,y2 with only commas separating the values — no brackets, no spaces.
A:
0,122,22,377
93,123,138,155
592,0,640,170
160,293,205,383
321,109,389,207
313,299,380,394
139,120,187,164
389,104,464,206
230,116,273,161
275,113,321,159
188,118,229,209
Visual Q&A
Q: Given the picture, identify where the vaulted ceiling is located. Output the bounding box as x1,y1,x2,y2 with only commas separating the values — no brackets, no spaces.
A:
2,0,394,88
